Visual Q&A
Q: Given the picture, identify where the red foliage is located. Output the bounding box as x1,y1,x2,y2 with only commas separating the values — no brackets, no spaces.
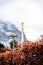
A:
0,40,43,65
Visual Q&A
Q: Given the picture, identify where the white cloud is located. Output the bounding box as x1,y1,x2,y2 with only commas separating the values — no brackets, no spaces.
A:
0,0,43,41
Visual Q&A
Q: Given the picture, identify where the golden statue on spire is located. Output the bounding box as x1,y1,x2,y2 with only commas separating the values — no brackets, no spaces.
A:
22,22,24,28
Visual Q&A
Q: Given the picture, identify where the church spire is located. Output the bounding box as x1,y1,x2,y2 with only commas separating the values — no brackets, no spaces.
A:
21,22,24,42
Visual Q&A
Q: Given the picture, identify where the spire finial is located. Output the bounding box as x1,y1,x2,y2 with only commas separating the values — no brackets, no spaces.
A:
22,22,24,28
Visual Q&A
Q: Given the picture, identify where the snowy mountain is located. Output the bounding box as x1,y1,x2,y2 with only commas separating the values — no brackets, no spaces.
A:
0,20,26,47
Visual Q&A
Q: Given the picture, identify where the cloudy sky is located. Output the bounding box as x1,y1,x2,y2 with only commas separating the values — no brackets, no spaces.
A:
0,0,43,41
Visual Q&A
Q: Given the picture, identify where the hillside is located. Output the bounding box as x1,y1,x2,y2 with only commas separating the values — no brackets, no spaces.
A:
0,39,43,65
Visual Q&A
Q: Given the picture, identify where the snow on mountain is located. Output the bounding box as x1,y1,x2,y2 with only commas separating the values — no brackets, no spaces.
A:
0,20,26,47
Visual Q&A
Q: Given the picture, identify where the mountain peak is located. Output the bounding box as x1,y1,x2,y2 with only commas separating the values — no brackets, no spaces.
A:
0,20,26,47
